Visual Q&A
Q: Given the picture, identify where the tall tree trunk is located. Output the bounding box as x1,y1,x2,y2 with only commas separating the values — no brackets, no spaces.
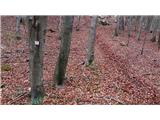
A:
28,16,47,104
113,16,119,37
158,31,160,50
134,16,141,32
136,16,144,41
127,16,131,46
54,16,74,87
58,16,63,40
76,16,81,31
119,16,125,31
16,16,21,40
141,31,147,55
150,16,159,42
86,16,97,66
151,31,157,42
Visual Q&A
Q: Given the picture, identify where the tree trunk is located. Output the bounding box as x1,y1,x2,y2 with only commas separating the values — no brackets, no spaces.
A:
127,16,131,46
28,16,47,104
119,16,125,31
58,16,63,40
76,16,81,31
141,32,147,55
137,16,144,41
151,32,156,42
113,16,119,37
134,16,141,32
54,16,74,87
16,16,21,40
86,16,97,66
158,31,160,50
150,16,159,42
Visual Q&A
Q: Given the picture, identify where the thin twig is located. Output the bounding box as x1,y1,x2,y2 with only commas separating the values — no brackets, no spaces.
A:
97,96,126,105
7,91,29,105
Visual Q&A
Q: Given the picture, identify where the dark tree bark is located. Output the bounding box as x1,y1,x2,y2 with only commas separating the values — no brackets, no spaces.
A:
54,16,74,87
86,16,97,66
28,16,47,104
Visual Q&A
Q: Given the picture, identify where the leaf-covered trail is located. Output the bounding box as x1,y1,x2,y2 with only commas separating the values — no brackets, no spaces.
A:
1,16,160,104
95,24,160,104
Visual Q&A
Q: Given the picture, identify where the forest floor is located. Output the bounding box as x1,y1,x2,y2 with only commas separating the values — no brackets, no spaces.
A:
1,16,160,105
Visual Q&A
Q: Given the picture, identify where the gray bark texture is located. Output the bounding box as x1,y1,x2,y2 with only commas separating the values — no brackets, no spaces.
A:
76,16,81,31
119,16,125,31
58,16,63,40
158,31,160,50
150,16,160,42
136,16,144,41
16,16,21,39
54,16,74,86
127,16,132,46
113,16,119,37
16,16,27,40
86,16,98,66
28,16,47,104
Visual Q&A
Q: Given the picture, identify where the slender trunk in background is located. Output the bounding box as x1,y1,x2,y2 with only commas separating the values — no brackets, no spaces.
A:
140,17,149,55
113,16,119,37
76,16,81,31
54,16,74,87
158,31,160,50
28,16,47,104
141,32,147,55
127,16,131,46
137,16,144,41
150,16,159,42
86,16,97,66
134,16,140,32
16,16,21,40
151,31,157,42
119,16,125,31
58,16,63,40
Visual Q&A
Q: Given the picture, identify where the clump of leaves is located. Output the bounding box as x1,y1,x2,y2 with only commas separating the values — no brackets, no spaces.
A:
4,32,17,46
120,41,127,46
1,64,12,71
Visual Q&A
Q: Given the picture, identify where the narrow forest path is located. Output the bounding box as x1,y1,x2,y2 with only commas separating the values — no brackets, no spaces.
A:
95,24,160,104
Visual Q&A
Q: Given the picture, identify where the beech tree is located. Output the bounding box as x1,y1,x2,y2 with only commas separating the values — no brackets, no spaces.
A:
28,16,47,104
16,16,21,39
113,16,119,37
75,16,81,31
127,16,131,46
158,31,160,50
119,16,125,31
136,16,144,41
150,16,160,42
86,16,98,65
140,17,149,55
15,16,27,40
58,16,63,40
54,16,74,86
